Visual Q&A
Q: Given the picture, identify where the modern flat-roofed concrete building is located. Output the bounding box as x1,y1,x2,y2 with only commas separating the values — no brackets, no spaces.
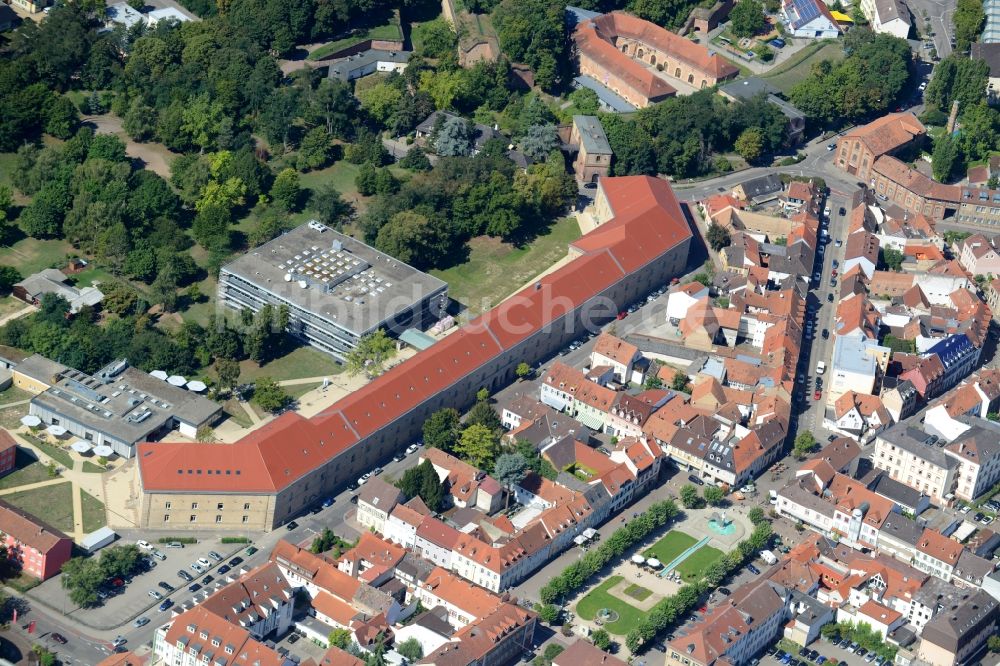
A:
218,223,448,361
29,359,221,458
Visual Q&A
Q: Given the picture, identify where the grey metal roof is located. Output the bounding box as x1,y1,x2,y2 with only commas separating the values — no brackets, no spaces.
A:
572,116,612,155
13,354,69,385
877,424,958,469
868,473,925,511
572,76,636,113
920,588,997,652
719,77,780,100
878,511,923,546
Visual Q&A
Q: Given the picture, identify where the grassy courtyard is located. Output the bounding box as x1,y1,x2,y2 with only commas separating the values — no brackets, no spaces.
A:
576,575,649,635
3,482,75,533
643,530,698,565
0,450,53,490
675,544,724,582
81,489,107,532
0,238,73,277
429,216,581,315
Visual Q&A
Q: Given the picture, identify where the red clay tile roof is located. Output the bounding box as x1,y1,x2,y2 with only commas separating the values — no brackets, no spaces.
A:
137,177,691,494
842,113,925,158
873,156,960,201
592,333,639,366
574,22,677,102
591,12,739,79
0,499,70,554
916,528,963,563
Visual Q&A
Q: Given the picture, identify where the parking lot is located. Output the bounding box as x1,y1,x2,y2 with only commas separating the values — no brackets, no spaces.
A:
764,638,892,666
28,538,253,628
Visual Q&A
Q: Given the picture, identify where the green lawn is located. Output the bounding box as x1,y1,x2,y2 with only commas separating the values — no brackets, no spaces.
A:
221,402,253,428
0,407,24,431
22,436,74,469
0,153,17,190
643,530,697,565
0,238,73,277
576,575,649,635
0,385,32,407
762,40,844,94
81,489,106,532
675,544,724,582
0,296,30,320
429,216,581,315
3,482,75,533
82,461,106,473
0,450,53,490
68,264,115,290
233,346,343,383
308,18,403,60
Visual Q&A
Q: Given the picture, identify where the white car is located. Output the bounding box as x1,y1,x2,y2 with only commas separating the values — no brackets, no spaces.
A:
197,557,212,568
824,206,831,217
137,540,154,551
406,444,419,455
147,590,163,600
918,81,927,91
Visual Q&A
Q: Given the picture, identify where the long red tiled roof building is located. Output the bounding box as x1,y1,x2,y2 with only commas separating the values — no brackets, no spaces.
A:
136,176,693,530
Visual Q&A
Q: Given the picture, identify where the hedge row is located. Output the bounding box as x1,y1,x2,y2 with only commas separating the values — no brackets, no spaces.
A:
539,499,680,605
157,537,198,544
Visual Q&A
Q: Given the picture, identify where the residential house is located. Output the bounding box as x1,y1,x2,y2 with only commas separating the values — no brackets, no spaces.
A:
914,528,964,582
356,478,404,534
957,234,1000,276
418,602,536,666
12,268,104,313
827,336,890,407
823,391,891,444
733,174,784,204
943,421,1000,501
972,42,1000,101
0,430,17,478
861,0,911,38
590,333,642,384
569,116,613,185
782,0,841,38
842,231,880,280
552,640,627,666
420,448,502,513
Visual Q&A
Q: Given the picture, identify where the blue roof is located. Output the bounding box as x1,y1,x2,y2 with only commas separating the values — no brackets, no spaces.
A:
399,328,437,351
573,76,636,113
927,334,974,369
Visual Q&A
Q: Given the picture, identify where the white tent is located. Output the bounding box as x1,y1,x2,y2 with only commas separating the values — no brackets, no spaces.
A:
186,380,207,393
150,370,169,380
71,440,92,453
20,415,41,427
573,535,587,546
631,554,646,564
167,375,186,387
93,445,114,458
647,558,662,569
583,528,597,540
46,425,67,437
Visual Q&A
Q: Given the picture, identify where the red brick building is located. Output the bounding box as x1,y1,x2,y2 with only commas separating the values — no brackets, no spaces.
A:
834,113,926,182
0,500,73,580
0,430,16,478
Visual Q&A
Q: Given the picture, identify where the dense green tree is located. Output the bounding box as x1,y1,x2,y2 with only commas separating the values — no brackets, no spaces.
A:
706,223,731,251
297,126,334,170
434,116,474,157
704,486,725,506
932,135,962,182
792,431,818,459
345,329,396,377
493,0,568,91
252,377,291,413
397,460,444,511
925,55,989,112
328,628,352,649
456,423,500,470
954,0,986,52
493,453,528,509
0,267,20,296
730,0,767,37
735,127,764,162
397,638,423,661
423,408,461,452
270,168,302,211
680,483,704,508
308,184,354,228
400,146,433,171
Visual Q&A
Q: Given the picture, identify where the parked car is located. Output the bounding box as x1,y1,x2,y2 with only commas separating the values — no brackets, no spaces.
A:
814,390,822,400
827,293,835,302
147,590,163,600
189,563,204,573
188,583,202,593
159,599,174,612
688,474,705,486
392,452,405,462
373,466,384,476
838,207,846,216
832,259,839,268
218,565,230,575
165,541,184,549
245,546,258,556
152,549,167,561
51,634,67,645
157,581,173,592
285,521,298,531
133,617,150,628
406,443,419,455
835,239,842,247
208,551,222,562
747,564,760,574
202,575,214,585
112,636,127,648
770,38,785,47
822,329,829,339
137,540,153,551
178,570,194,582
229,556,243,567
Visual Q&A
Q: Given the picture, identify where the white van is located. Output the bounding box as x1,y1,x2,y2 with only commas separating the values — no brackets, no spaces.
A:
760,549,778,565
816,361,826,375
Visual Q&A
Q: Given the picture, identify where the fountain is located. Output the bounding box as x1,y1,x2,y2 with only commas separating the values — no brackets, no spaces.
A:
707,510,736,535
595,608,619,625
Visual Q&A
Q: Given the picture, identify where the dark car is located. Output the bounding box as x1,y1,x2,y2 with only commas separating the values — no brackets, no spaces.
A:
157,581,174,592
51,634,68,645
653,643,667,653
822,329,829,339
827,293,835,302
178,570,194,582
838,207,846,216
229,557,243,567
799,649,809,658
350,494,359,504
393,452,405,462
688,474,705,486
718,587,731,595
770,38,785,48
202,575,214,585
218,565,230,575
828,434,837,442
158,599,174,612
286,521,298,530
188,583,202,593
747,564,761,574
347,481,359,491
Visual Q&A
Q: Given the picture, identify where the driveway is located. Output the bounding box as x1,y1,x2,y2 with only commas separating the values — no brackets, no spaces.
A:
81,114,179,180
